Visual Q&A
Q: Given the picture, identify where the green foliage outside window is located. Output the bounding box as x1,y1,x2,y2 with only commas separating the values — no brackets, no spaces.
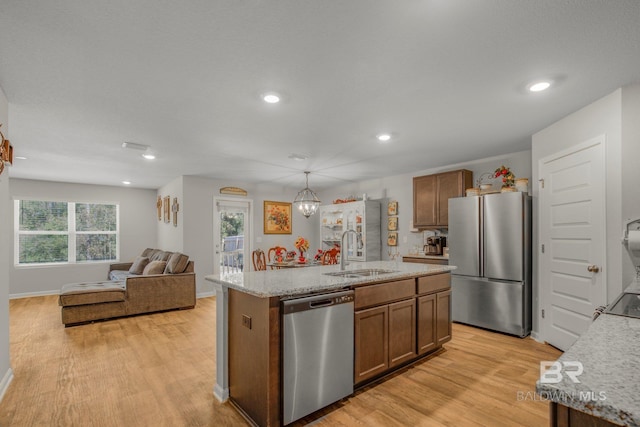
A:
17,200,119,264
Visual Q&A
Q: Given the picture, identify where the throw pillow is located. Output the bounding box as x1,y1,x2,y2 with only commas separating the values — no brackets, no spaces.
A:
129,256,150,275
164,252,190,274
141,248,155,257
142,260,167,275
151,250,172,262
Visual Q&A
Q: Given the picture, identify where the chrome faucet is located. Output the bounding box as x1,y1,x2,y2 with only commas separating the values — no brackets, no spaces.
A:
341,229,361,270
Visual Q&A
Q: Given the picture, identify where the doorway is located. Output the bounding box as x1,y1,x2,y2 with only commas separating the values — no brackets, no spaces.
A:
539,135,606,351
213,198,252,275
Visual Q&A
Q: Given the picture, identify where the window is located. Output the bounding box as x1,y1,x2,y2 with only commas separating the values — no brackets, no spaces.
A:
15,200,119,265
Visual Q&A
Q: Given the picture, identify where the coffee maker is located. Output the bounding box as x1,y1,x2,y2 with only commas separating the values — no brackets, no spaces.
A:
424,236,447,255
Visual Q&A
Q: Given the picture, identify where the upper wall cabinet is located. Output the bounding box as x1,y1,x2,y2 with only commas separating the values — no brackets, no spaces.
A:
413,169,473,229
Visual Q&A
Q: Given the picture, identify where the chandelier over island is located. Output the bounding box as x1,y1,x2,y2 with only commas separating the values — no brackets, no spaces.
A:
293,171,321,218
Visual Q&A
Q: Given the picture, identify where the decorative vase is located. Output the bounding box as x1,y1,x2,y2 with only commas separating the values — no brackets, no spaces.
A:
479,183,492,191
298,251,306,263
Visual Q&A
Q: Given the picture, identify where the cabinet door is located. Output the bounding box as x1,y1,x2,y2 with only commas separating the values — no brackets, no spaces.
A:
417,294,437,354
354,305,389,384
413,175,437,228
436,290,452,345
436,171,463,226
388,299,417,367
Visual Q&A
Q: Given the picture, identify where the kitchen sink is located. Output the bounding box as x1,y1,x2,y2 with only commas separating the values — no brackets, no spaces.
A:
324,268,398,278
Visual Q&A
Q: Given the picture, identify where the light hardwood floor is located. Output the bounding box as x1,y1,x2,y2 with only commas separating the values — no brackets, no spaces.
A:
0,296,561,426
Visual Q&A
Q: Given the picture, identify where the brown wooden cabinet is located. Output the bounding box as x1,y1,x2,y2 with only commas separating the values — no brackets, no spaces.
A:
354,305,389,383
417,275,452,355
354,273,451,385
417,294,437,354
436,290,452,345
388,299,417,367
413,169,473,228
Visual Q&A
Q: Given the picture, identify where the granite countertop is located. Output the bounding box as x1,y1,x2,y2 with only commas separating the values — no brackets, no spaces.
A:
536,313,640,426
402,254,449,260
205,260,455,298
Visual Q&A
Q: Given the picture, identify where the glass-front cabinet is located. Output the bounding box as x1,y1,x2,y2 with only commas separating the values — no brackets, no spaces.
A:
319,200,381,261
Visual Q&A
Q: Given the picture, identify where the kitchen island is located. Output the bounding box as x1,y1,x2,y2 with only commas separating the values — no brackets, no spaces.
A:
206,261,455,427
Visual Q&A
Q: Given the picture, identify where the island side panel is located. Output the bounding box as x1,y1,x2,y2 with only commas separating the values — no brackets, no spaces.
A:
228,289,281,427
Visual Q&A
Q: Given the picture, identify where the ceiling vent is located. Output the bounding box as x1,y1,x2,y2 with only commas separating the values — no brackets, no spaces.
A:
121,141,149,151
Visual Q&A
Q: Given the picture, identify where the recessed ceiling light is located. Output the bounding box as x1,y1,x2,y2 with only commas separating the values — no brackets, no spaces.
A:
528,81,551,92
262,92,281,104
377,133,392,142
122,181,131,185
142,153,156,160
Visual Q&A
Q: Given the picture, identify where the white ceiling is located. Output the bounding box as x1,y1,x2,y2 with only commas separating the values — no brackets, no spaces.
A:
1,1,640,190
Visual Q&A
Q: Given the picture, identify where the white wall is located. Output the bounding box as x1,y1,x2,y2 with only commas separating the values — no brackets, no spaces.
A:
0,85,13,402
621,84,640,285
9,179,157,296
532,88,624,337
157,176,184,252
180,176,317,295
319,150,532,258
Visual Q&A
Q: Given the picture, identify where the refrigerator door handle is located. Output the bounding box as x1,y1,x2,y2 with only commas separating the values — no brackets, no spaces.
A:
479,197,484,278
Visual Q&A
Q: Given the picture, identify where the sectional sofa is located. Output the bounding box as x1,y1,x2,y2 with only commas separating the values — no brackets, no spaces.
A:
58,248,196,326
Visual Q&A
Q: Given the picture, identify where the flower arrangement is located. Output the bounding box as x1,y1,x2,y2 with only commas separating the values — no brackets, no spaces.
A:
294,236,310,261
494,165,515,188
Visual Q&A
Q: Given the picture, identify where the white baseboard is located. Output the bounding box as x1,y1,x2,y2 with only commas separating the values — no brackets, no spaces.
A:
197,291,216,299
10,290,59,299
213,384,229,402
0,368,14,404
530,330,543,343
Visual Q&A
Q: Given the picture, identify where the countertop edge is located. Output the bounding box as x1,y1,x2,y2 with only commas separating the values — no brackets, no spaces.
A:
535,313,640,426
205,263,455,298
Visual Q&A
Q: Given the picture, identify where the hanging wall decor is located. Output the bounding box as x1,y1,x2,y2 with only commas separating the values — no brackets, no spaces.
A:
172,197,180,227
387,232,398,246
387,201,398,216
388,216,398,231
163,196,171,223
157,196,163,221
264,201,292,234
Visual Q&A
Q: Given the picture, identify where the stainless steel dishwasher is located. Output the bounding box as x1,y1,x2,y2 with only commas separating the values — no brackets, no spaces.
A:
282,290,354,425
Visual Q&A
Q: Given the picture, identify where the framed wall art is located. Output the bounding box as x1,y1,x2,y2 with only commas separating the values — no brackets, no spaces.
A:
157,196,162,221
172,197,180,227
387,232,398,246
388,216,398,231
264,201,292,234
163,196,171,223
388,201,398,216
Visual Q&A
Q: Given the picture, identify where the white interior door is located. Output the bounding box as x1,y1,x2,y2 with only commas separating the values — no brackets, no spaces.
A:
213,198,252,275
539,136,606,351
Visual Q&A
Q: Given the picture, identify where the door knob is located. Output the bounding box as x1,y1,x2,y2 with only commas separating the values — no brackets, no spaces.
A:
587,265,600,273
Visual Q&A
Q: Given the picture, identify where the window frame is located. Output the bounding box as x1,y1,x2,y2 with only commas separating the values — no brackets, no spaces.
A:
14,199,120,266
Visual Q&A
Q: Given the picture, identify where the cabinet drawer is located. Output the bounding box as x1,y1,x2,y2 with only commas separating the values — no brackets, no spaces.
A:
355,279,416,310
417,273,450,295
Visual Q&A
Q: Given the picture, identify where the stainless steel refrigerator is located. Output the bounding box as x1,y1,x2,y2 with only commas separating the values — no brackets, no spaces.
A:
448,191,531,337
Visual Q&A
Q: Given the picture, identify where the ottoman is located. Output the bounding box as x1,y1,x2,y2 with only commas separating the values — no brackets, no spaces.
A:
59,281,127,326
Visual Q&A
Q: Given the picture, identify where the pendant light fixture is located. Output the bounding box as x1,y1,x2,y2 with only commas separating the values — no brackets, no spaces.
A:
293,171,321,218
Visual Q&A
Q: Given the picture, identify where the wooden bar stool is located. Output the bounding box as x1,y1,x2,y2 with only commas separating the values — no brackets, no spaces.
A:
252,249,267,271
321,248,340,265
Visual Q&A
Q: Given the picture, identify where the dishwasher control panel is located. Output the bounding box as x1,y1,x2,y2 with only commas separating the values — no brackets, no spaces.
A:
282,290,354,315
